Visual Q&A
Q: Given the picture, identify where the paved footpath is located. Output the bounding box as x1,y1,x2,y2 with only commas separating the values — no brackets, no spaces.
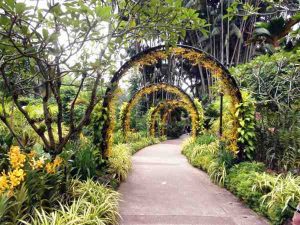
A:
118,138,270,225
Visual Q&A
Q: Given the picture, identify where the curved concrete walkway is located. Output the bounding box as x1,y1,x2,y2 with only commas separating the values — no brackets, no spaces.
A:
118,138,270,225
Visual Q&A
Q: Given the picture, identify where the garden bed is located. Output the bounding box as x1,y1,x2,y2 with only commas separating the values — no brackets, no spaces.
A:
182,135,300,225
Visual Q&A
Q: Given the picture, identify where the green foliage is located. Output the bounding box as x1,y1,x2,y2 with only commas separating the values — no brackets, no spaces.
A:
195,133,216,146
182,135,232,186
25,169,66,210
231,50,300,172
0,169,65,224
130,135,162,154
165,111,186,138
0,185,29,224
193,98,205,132
23,179,120,225
146,107,155,134
119,102,129,134
252,173,300,224
236,91,256,159
114,131,163,154
182,135,300,223
108,144,132,182
226,162,300,224
62,140,100,180
0,124,13,153
231,50,299,107
226,162,267,211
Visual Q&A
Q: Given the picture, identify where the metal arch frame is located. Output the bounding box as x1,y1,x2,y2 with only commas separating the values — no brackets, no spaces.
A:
100,45,243,157
121,83,200,140
149,99,198,138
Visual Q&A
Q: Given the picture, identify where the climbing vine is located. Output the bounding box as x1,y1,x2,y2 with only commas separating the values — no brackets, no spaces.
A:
146,107,155,134
102,88,123,157
235,91,256,159
193,98,205,132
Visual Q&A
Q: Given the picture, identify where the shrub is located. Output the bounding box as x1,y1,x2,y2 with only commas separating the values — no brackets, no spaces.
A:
0,146,66,224
23,179,120,225
231,50,300,172
108,144,132,181
226,162,300,224
252,173,300,224
225,162,267,212
113,131,125,145
63,140,99,180
129,135,162,154
182,136,231,186
0,184,30,224
195,133,216,145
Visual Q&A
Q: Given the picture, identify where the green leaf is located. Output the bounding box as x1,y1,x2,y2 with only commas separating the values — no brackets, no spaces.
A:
15,3,26,15
6,0,15,9
95,5,111,21
240,120,245,127
48,33,59,42
0,16,10,27
42,29,49,39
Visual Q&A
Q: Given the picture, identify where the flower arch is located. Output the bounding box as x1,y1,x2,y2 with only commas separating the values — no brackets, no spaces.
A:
121,83,200,141
149,99,202,138
99,45,242,157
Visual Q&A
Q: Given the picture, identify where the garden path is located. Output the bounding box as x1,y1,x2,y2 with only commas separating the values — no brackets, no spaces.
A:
118,137,270,225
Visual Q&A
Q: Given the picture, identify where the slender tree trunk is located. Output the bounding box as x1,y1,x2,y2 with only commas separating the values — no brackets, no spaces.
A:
220,0,224,64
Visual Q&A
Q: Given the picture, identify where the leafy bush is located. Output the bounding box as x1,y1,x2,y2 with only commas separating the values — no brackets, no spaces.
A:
63,140,99,180
226,162,300,224
23,179,120,225
225,162,267,211
231,50,300,172
195,133,216,145
113,130,125,145
236,91,256,160
0,146,66,224
166,120,186,138
130,136,162,154
252,173,300,224
0,185,30,224
108,144,132,181
182,135,231,186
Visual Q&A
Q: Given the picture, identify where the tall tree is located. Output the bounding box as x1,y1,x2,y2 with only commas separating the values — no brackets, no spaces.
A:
0,0,207,155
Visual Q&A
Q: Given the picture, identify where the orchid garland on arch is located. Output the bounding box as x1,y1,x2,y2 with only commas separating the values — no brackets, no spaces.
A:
100,45,243,157
149,99,203,138
121,83,200,141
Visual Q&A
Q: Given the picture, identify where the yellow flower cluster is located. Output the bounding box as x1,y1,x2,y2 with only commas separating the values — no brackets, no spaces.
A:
0,146,64,195
27,150,46,170
45,156,63,174
30,157,45,170
0,172,9,194
104,87,123,157
0,146,27,195
8,168,26,188
9,146,26,169
134,51,168,66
